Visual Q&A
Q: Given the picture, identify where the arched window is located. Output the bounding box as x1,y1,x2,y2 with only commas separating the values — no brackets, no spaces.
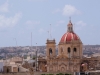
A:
73,48,77,52
7,68,9,73
49,48,52,54
68,27,70,30
18,67,19,72
67,47,71,53
71,27,72,31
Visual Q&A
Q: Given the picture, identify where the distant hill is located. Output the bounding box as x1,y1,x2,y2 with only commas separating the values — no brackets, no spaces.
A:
0,45,100,56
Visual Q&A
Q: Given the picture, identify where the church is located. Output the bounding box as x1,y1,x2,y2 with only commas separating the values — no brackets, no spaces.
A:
38,19,83,73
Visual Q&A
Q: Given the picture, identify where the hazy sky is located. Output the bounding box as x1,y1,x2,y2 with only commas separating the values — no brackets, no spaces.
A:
0,0,100,47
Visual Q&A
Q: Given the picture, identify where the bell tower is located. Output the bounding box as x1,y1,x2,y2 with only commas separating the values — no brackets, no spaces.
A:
46,39,56,58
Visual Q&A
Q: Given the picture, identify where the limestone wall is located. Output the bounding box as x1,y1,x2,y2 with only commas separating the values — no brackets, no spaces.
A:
34,72,74,75
0,72,73,75
0,72,99,75
0,72,29,75
90,72,100,75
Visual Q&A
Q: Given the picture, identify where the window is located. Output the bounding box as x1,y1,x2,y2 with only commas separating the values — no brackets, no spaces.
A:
49,48,52,54
68,27,70,31
74,48,77,52
71,27,72,31
67,47,71,53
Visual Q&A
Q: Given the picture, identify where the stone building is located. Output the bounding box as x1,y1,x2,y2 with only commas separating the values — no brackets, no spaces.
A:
38,20,83,73
3,56,29,73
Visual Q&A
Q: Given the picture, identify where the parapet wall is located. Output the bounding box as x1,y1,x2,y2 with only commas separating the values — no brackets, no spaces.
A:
0,72,100,75
0,72,30,75
0,72,73,75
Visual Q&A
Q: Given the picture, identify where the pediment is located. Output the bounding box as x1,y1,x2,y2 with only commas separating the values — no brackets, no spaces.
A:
59,63,67,66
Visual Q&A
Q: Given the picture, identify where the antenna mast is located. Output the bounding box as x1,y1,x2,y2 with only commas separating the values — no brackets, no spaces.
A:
47,31,49,39
50,24,52,40
74,23,75,32
31,32,32,47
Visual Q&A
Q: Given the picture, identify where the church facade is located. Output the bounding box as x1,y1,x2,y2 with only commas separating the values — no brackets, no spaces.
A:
38,20,83,72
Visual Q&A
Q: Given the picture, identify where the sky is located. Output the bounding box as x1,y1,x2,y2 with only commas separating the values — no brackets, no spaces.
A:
0,0,100,47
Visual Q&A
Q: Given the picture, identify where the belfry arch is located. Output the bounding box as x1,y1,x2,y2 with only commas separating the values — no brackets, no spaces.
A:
67,47,71,53
49,48,52,55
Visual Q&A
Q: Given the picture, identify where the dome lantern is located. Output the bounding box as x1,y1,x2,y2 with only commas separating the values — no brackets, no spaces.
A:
67,18,73,32
60,19,81,43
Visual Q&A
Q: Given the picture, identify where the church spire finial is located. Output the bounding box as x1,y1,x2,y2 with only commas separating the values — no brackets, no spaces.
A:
69,17,71,22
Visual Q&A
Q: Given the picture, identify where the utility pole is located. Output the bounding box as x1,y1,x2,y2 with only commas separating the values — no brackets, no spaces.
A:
31,32,33,52
74,23,75,32
47,24,52,40
35,43,38,71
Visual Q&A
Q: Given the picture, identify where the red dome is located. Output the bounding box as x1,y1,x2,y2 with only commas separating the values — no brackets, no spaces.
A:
60,32,80,43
